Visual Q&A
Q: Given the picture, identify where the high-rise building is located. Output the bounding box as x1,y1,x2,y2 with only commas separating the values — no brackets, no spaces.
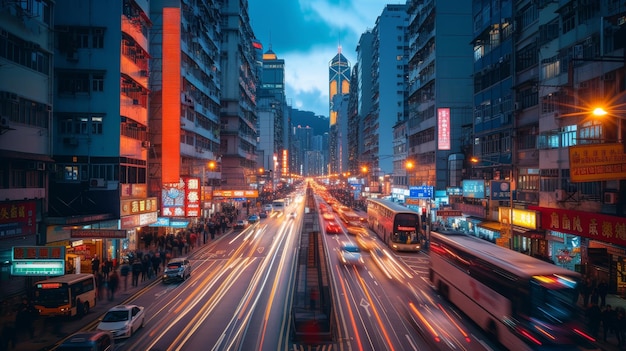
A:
149,0,222,219
328,47,351,175
0,0,55,296
257,46,286,190
406,0,473,192
219,0,259,189
49,0,155,273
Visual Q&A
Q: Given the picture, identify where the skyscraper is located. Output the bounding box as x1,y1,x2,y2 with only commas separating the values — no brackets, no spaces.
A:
328,47,351,175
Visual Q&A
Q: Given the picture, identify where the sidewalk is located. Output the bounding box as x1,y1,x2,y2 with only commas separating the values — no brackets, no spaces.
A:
583,294,626,351
0,273,159,351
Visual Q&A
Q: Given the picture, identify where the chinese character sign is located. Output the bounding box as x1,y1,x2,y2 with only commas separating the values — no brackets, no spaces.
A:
437,108,451,150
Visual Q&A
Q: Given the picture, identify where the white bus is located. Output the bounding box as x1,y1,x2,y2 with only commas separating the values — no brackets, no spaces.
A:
33,273,97,317
429,230,595,350
272,199,286,212
366,199,421,252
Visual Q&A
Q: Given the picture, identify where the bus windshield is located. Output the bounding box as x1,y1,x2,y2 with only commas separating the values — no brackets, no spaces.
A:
391,213,419,244
34,285,70,307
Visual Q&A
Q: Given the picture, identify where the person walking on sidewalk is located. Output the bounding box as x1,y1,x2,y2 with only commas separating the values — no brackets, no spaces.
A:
107,270,119,301
120,261,130,291
131,260,142,287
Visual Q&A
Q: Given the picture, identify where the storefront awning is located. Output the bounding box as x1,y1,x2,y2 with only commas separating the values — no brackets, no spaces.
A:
477,221,502,232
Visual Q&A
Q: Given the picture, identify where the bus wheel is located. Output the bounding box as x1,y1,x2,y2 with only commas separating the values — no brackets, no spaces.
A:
83,302,90,314
438,281,449,299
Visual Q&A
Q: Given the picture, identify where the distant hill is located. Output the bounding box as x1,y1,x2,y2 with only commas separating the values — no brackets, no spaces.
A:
290,108,329,136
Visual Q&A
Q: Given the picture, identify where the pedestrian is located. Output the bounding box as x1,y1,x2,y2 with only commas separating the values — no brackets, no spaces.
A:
1,322,16,351
581,277,592,307
120,261,130,291
586,302,602,338
597,280,608,307
107,270,119,301
601,304,615,342
101,258,111,280
91,255,100,274
131,260,142,287
76,297,85,318
15,298,36,340
96,272,105,301
616,307,625,347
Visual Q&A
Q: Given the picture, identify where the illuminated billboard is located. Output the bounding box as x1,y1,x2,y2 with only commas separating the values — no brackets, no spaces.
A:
161,177,200,217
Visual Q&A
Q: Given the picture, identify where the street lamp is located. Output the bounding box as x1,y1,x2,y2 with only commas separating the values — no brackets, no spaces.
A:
470,156,514,249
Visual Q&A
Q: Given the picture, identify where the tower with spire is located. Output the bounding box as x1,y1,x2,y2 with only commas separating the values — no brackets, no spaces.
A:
328,46,351,175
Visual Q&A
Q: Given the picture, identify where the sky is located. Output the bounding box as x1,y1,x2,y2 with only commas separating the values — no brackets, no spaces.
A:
249,0,397,117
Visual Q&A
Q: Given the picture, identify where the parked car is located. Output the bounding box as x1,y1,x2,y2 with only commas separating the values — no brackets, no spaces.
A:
162,257,192,283
96,305,145,339
248,214,260,223
56,331,115,351
338,242,363,265
325,221,342,234
234,219,249,230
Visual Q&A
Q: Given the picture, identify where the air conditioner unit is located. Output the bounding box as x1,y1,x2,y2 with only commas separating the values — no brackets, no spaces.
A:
141,140,151,148
555,189,567,201
604,192,617,205
89,178,106,188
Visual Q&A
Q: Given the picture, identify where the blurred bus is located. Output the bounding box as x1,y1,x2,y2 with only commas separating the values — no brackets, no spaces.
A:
338,208,362,227
366,199,421,252
33,273,97,317
429,230,593,350
272,199,286,212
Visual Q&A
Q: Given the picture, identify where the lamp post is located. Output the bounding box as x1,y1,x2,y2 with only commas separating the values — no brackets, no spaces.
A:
470,156,514,249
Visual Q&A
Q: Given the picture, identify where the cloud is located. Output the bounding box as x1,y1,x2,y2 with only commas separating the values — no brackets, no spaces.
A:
249,0,385,117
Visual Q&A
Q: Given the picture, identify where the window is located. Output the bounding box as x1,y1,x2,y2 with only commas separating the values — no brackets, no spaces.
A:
64,166,79,181
58,72,104,95
57,114,104,135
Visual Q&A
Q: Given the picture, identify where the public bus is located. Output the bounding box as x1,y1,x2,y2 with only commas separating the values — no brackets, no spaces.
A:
429,230,594,350
272,199,286,212
366,198,422,251
338,208,362,227
32,273,97,317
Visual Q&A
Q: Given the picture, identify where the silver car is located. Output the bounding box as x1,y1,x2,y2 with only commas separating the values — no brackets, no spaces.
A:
338,242,363,265
162,257,191,283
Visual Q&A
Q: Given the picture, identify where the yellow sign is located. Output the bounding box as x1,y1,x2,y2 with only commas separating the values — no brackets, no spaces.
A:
569,143,626,182
499,207,538,229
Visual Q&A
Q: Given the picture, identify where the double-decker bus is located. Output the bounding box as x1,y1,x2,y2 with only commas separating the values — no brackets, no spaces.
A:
272,199,286,212
429,230,594,350
32,273,97,317
366,198,421,251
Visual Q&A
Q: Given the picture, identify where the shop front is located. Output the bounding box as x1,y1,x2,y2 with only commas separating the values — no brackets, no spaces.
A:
530,205,626,295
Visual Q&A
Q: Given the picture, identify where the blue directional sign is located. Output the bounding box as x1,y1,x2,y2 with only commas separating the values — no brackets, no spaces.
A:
409,186,433,199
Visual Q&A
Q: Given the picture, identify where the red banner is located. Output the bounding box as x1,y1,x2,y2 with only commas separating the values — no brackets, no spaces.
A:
529,206,626,246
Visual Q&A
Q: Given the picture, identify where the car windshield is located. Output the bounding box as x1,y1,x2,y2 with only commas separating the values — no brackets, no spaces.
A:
102,310,129,322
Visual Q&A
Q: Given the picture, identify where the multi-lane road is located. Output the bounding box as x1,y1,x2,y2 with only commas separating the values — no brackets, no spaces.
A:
92,193,501,351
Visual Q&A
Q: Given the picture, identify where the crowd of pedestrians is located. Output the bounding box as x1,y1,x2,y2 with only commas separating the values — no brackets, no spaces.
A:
581,277,626,348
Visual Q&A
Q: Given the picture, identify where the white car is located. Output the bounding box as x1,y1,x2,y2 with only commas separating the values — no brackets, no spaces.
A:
97,304,145,339
338,242,363,265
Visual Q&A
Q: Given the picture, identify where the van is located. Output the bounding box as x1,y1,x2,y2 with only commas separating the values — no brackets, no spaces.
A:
56,331,115,351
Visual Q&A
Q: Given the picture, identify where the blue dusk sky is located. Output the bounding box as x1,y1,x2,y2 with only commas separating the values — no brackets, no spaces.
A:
249,0,399,117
